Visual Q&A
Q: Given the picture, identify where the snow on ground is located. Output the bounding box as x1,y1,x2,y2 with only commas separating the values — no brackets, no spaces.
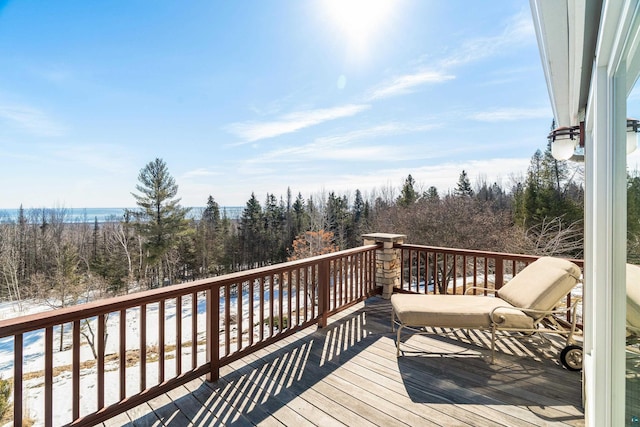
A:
0,284,299,426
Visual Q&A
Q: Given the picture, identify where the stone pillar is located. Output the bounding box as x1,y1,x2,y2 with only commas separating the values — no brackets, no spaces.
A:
362,233,406,299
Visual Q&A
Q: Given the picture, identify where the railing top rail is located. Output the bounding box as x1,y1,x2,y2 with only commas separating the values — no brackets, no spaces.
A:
0,244,379,338
396,243,584,267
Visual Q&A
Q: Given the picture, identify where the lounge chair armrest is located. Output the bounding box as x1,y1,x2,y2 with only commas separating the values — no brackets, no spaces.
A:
489,303,579,324
464,286,498,295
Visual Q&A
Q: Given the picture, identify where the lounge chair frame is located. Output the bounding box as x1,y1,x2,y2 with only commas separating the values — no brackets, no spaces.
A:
392,286,582,365
391,257,584,369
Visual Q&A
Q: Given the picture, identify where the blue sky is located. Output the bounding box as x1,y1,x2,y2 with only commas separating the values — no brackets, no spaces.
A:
1,1,630,209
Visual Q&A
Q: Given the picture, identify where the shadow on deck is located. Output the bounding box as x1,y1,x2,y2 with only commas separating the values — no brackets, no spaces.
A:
107,297,584,426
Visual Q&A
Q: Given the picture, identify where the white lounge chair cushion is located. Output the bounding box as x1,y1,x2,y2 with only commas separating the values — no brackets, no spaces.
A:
391,294,533,329
497,256,581,319
627,264,640,331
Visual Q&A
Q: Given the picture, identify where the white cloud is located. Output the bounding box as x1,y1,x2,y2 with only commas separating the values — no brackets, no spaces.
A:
314,122,438,145
470,107,551,122
367,71,455,100
364,10,533,102
174,155,533,207
322,157,532,197
0,104,66,137
439,10,535,69
243,122,439,164
226,104,370,143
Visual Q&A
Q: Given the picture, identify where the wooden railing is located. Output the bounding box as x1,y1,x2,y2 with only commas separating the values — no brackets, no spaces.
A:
397,244,584,323
0,245,378,427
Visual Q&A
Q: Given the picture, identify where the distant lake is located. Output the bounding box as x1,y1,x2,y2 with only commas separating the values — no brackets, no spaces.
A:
0,206,244,223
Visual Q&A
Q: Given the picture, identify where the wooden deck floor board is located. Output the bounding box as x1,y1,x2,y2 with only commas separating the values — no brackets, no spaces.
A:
223,358,348,427
268,328,502,426
366,337,583,423
181,376,272,426
115,297,584,426
229,354,377,427
145,392,193,426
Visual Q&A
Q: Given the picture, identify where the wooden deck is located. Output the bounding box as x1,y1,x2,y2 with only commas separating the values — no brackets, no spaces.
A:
102,297,584,426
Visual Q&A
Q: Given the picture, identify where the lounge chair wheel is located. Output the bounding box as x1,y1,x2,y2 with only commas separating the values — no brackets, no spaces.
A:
560,345,583,371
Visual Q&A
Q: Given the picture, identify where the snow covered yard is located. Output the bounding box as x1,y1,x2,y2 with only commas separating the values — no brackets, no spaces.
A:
0,283,299,426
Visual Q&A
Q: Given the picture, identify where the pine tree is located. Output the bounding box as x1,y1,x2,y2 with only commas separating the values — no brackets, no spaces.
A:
397,174,419,207
202,195,221,229
130,158,190,286
239,193,264,268
424,186,440,202
454,170,474,197
326,192,350,249
291,192,308,239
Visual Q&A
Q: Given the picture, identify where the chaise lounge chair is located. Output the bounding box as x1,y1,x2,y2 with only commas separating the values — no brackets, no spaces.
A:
628,264,640,346
391,256,583,369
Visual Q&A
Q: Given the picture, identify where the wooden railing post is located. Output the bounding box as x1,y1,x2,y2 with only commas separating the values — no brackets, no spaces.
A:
206,285,220,382
318,259,330,328
495,257,504,289
363,233,406,299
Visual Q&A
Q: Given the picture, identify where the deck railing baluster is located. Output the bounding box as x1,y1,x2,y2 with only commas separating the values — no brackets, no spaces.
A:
495,257,504,289
248,280,254,346
73,319,80,420
98,313,106,409
225,285,231,356
45,326,53,426
287,271,292,329
336,259,340,311
302,268,308,322
484,257,489,290
14,333,22,427
269,275,275,337
318,259,330,328
159,302,165,384
296,269,301,326
259,277,265,342
140,303,146,391
119,309,126,401
462,255,468,294
176,296,182,376
191,291,198,370
237,282,243,350
206,285,220,382
278,272,284,332
453,255,458,294
351,254,355,302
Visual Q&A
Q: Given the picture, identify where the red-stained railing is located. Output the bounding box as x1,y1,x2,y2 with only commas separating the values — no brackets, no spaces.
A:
397,244,584,323
0,245,378,427
0,243,586,426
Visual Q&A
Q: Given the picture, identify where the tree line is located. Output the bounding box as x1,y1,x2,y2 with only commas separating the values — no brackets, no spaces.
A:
0,143,616,308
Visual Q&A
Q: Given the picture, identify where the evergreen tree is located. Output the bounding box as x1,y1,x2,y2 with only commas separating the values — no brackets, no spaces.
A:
263,193,287,262
194,195,223,278
326,192,350,249
424,186,440,202
349,189,371,247
202,195,221,229
291,192,308,239
130,158,190,286
397,174,419,207
454,170,474,197
239,193,264,268
518,148,583,228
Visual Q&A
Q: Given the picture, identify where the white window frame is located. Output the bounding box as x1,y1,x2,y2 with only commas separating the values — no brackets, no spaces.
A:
584,2,640,425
